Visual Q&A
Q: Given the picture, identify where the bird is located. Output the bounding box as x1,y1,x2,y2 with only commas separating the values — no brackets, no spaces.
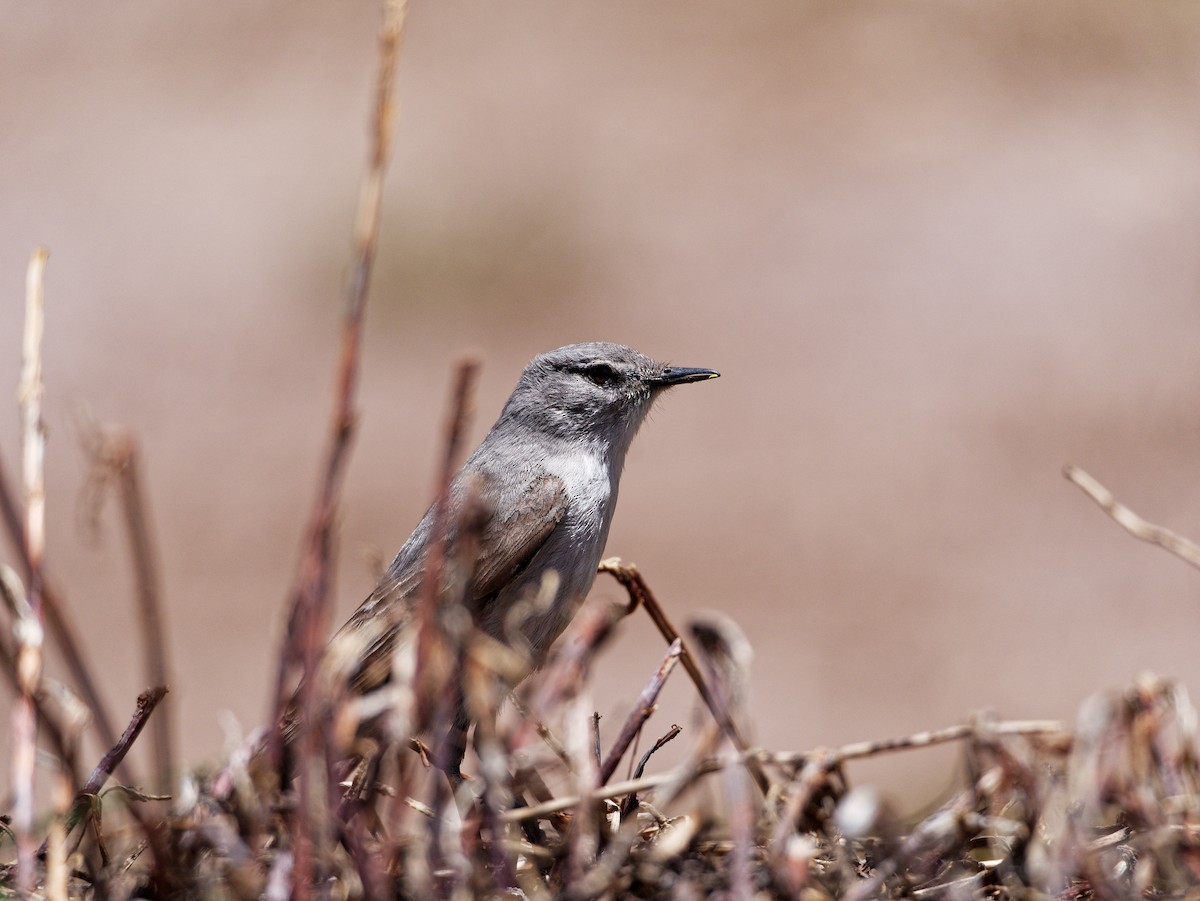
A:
318,342,719,778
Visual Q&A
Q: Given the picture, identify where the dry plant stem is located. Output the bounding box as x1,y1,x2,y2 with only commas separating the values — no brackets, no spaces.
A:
597,558,770,795
633,724,681,780
502,718,1066,823
63,686,169,837
574,720,726,899
1063,464,1200,571
620,724,681,819
271,0,407,738
340,816,390,901
0,459,124,774
84,689,180,896
507,750,727,825
46,798,67,901
270,0,409,730
268,3,408,896
816,719,1066,763
561,693,602,891
598,638,681,784
93,431,175,792
39,687,169,871
12,247,48,893
405,360,477,897
414,358,479,736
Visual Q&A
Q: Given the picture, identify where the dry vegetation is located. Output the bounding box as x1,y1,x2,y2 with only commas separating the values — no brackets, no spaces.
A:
6,440,1200,900
6,2,1200,898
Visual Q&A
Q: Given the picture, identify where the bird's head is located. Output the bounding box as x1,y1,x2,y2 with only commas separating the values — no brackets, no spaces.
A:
500,342,719,453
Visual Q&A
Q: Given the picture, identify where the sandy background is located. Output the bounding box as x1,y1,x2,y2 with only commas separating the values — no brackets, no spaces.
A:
3,1,1200,809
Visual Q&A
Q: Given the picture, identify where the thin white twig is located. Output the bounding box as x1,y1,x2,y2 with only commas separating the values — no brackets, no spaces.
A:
12,247,49,891
1064,464,1200,571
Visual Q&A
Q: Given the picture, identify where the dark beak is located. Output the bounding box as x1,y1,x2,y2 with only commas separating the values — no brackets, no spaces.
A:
648,366,721,387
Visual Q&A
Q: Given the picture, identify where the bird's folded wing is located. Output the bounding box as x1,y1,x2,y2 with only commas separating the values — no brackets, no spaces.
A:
469,471,568,603
329,470,568,697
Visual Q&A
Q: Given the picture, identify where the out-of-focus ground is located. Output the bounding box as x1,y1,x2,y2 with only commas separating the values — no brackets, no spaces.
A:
3,1,1200,810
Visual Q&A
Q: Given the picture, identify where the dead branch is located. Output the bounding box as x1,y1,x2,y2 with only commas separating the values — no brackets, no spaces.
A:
0,568,81,783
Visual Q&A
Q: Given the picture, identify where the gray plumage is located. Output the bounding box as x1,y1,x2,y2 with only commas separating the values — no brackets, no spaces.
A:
325,342,718,765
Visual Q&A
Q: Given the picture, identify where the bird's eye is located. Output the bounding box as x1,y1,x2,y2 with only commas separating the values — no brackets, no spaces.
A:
581,362,618,386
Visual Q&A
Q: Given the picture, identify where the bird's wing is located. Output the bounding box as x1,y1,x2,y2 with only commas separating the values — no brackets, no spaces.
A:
468,470,568,604
328,469,568,697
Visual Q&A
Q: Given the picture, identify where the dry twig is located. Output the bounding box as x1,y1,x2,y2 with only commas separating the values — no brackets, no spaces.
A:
267,3,409,897
63,686,169,838
598,558,771,794
80,427,175,792
0,568,80,784
12,247,49,892
598,638,681,784
1064,464,1200,571
501,718,1066,823
0,453,125,774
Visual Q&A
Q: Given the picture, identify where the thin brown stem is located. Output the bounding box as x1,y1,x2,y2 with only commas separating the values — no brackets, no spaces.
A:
619,723,682,820
84,429,175,792
269,4,409,897
408,359,478,895
597,558,770,795
62,686,169,838
414,358,479,737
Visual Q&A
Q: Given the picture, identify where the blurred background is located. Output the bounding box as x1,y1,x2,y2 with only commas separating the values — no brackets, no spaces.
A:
3,1,1200,810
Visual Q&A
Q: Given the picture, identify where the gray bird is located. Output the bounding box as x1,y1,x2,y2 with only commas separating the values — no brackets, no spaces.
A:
322,342,719,775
